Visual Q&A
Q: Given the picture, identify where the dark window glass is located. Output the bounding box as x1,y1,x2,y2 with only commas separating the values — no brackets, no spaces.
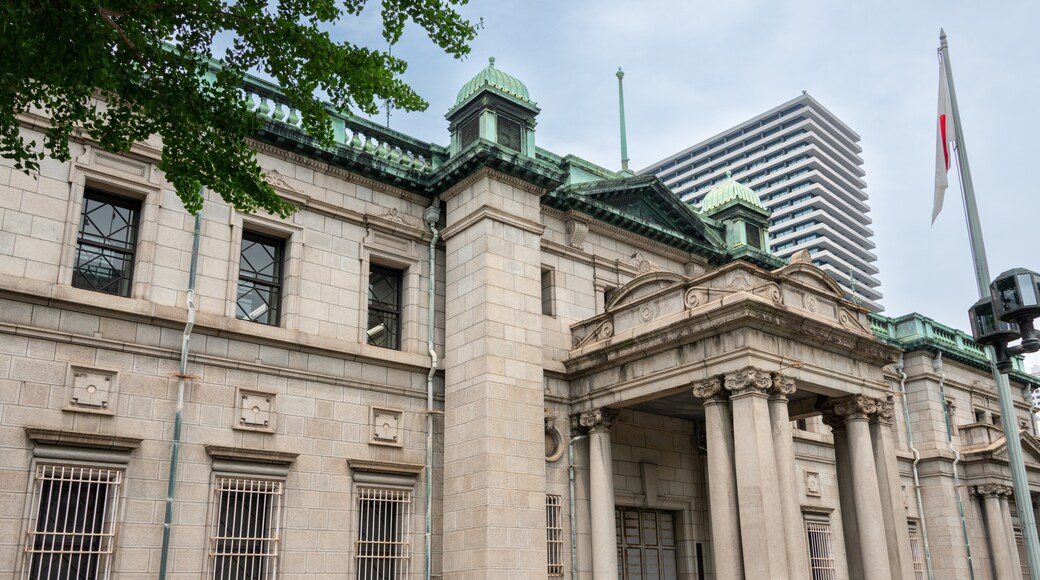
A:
236,232,283,326
497,117,523,151
459,116,479,149
368,265,402,349
73,190,140,297
745,223,761,248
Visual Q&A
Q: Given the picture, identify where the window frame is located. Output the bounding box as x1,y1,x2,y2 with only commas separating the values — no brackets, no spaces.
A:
207,475,285,580
21,463,125,580
546,494,564,577
235,230,286,327
805,515,837,580
367,263,404,350
354,486,414,579
907,520,926,580
72,188,142,297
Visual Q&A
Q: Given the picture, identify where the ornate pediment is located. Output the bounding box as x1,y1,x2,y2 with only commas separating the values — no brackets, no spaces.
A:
774,262,845,300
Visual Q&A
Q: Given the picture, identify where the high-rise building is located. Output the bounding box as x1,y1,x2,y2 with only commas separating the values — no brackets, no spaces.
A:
642,92,883,311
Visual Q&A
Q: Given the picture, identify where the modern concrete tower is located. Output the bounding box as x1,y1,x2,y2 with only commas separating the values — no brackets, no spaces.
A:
642,92,883,311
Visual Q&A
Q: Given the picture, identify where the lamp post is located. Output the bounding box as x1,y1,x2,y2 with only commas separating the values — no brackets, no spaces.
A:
968,267,1040,578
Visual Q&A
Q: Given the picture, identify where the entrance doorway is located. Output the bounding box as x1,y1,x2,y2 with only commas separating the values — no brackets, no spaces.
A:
616,507,679,579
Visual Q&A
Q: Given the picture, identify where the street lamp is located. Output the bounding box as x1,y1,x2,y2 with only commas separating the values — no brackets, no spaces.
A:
970,268,1040,373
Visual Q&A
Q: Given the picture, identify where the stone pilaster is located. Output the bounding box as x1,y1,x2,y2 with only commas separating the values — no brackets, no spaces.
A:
769,373,809,580
440,174,547,578
1001,488,1024,579
834,395,892,580
870,400,915,580
725,367,790,579
692,378,742,580
822,410,863,580
974,484,1015,580
579,408,619,580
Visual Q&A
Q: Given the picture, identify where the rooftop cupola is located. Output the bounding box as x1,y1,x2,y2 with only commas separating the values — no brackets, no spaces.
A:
446,57,540,158
700,172,771,254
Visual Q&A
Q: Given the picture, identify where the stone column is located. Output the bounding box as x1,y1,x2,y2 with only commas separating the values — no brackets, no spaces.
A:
1001,487,1023,577
580,408,619,580
823,411,862,579
725,367,790,579
976,484,1014,580
768,373,809,580
834,395,892,580
692,377,743,579
869,401,915,580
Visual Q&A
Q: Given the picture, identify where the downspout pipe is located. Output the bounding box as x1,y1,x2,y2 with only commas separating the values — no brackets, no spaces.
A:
896,354,935,580
159,198,203,580
568,434,588,580
934,352,976,580
423,198,441,580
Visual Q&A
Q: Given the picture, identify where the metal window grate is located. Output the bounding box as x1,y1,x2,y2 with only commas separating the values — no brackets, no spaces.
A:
806,521,836,580
209,477,283,580
22,464,124,580
356,487,412,579
546,495,564,576
908,522,926,580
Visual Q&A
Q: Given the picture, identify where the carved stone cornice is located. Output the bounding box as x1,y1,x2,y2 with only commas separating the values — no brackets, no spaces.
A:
692,377,727,404
769,372,796,399
578,408,619,432
833,394,879,422
972,483,1013,498
724,367,772,398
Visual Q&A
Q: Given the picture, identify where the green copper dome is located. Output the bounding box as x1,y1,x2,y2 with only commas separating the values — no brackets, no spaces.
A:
699,172,767,213
455,57,532,106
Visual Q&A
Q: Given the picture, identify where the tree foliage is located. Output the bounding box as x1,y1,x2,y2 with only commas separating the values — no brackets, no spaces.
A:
0,0,479,216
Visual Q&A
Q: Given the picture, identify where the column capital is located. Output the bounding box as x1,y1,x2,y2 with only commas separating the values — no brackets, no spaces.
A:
821,410,846,433
833,394,880,422
578,408,619,432
973,483,1014,498
769,372,796,400
871,400,895,425
692,377,728,404
724,367,772,398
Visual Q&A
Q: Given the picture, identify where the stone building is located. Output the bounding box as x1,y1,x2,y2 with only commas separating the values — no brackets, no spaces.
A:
0,58,1038,579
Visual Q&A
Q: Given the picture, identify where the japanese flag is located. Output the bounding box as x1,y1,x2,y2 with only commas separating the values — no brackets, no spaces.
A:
934,62,955,224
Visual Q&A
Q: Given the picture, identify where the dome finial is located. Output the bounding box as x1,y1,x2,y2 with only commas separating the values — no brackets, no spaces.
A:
489,56,495,67
726,170,732,178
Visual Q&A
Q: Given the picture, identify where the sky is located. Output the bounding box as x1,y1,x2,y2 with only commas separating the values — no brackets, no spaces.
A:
335,0,1040,361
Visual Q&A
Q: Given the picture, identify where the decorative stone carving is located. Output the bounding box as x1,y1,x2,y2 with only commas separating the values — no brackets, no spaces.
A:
565,218,589,250
684,287,703,309
622,252,660,275
724,367,772,397
639,302,657,322
821,411,846,432
972,483,1013,498
68,367,117,412
805,471,822,497
572,319,614,348
370,407,403,446
691,377,726,403
803,294,818,313
838,308,871,334
728,277,753,291
790,249,812,264
544,416,564,462
770,372,796,398
873,400,895,424
754,282,784,304
684,262,706,278
833,394,879,421
238,390,274,430
264,169,297,192
382,207,407,224
578,408,619,431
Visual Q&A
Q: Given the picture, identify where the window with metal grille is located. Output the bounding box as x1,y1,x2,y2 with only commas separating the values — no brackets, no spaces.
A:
22,464,123,580
908,521,926,580
615,507,678,579
546,495,564,576
459,116,479,149
497,116,523,152
236,232,284,326
355,487,412,579
73,190,140,297
209,477,283,580
368,265,402,349
805,519,836,580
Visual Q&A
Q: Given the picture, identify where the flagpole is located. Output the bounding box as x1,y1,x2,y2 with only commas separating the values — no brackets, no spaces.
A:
940,28,1040,579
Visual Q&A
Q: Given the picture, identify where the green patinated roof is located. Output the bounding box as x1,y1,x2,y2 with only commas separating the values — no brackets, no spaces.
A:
455,57,532,106
700,172,767,213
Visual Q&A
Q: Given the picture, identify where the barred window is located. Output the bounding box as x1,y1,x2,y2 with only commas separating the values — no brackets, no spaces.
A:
209,477,283,580
356,488,412,579
236,232,284,326
497,116,523,152
908,521,926,580
805,518,836,580
73,190,140,297
22,465,123,580
367,265,402,349
546,495,564,577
